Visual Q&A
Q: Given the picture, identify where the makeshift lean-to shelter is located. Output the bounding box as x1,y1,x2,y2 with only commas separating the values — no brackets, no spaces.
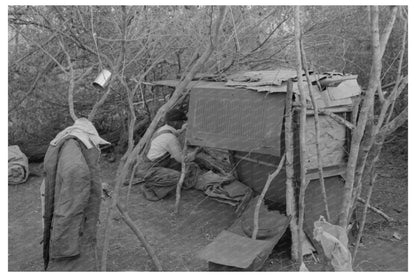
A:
153,67,361,270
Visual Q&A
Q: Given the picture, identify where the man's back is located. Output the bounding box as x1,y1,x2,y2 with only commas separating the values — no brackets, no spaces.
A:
147,124,182,162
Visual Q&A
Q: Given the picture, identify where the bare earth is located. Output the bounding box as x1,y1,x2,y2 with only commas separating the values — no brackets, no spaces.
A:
8,138,407,271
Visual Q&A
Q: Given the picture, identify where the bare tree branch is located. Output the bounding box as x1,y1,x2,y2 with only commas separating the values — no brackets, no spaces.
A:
379,6,398,57
59,38,78,121
9,69,44,114
378,106,407,137
14,26,67,73
299,39,331,222
252,154,286,239
339,6,385,228
116,203,163,271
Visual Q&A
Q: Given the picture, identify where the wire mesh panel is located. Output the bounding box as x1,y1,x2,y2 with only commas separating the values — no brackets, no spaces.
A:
187,87,286,156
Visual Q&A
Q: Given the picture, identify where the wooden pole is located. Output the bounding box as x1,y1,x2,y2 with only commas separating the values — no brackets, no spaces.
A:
284,79,299,260
175,140,188,214
299,40,330,222
294,6,307,264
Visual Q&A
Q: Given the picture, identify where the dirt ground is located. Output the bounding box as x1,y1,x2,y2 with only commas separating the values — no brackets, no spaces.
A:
8,136,408,271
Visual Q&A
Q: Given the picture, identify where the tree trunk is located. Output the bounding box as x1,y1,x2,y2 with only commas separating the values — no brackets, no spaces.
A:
99,6,227,271
339,6,386,228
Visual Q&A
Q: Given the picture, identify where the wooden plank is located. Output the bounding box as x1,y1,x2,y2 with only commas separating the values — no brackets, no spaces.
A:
306,164,347,181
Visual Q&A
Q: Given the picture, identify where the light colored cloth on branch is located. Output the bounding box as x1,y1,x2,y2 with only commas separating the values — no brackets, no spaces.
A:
50,118,110,149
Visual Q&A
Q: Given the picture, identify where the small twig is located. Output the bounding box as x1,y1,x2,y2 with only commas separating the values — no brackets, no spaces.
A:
377,80,385,103
14,26,67,73
351,96,362,125
14,33,57,64
233,153,276,168
300,38,330,222
357,197,394,222
116,202,163,271
90,6,104,71
126,161,140,211
318,109,356,130
8,69,43,114
252,154,286,239
228,7,240,52
175,140,188,214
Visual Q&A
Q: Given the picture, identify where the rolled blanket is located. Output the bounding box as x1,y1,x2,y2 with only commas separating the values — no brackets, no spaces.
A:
8,145,29,185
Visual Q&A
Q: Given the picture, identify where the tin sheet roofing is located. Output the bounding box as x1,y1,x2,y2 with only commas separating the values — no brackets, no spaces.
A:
153,68,361,108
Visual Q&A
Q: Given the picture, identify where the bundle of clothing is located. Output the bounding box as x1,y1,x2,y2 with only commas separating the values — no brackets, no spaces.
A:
195,170,251,207
128,148,252,209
